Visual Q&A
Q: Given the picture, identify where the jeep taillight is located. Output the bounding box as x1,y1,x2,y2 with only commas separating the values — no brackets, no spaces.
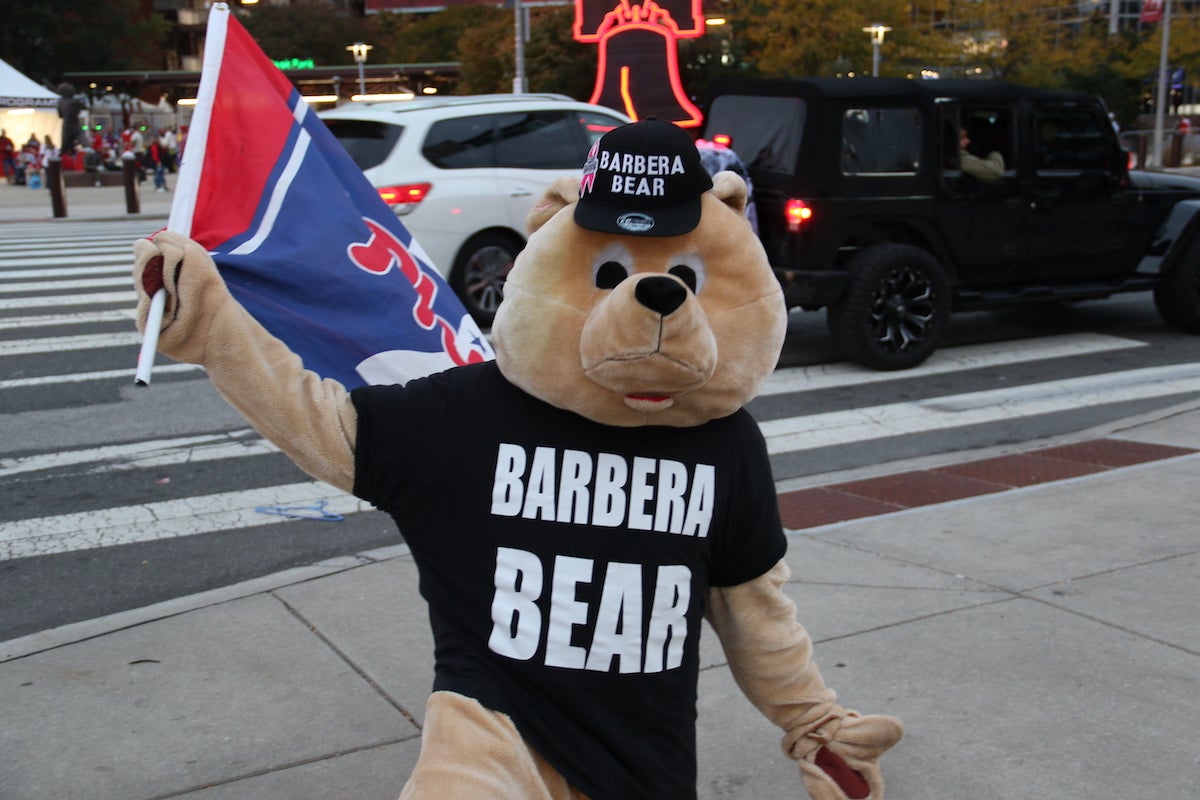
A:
377,183,432,214
785,198,813,232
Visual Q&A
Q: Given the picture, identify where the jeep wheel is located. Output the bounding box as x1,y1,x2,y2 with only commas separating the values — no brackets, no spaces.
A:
1153,235,1200,333
450,231,522,328
827,244,951,370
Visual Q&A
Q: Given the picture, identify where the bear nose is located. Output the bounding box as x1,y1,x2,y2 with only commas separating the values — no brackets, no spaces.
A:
634,276,687,316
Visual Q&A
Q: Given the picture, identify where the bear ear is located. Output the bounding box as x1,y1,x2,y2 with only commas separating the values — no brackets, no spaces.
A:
710,170,748,216
526,177,581,234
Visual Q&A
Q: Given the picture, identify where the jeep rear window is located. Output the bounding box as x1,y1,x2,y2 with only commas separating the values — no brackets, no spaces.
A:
841,108,922,175
706,95,805,176
323,119,403,171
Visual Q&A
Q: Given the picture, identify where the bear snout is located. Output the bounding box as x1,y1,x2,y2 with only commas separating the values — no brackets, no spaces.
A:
579,272,717,401
635,276,688,316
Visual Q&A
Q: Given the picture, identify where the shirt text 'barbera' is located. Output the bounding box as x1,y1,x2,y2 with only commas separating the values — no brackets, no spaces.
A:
490,443,715,537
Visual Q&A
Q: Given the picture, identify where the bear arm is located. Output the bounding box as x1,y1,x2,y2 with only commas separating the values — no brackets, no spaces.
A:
133,233,356,492
705,559,844,760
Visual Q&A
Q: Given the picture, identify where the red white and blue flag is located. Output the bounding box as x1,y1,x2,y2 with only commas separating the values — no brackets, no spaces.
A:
154,3,492,389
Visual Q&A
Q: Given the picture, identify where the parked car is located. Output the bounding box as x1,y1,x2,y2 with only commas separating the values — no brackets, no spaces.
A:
321,94,630,325
701,78,1200,369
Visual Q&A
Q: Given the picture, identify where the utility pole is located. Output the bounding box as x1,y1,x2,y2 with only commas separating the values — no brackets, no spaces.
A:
1152,0,1172,168
512,0,527,93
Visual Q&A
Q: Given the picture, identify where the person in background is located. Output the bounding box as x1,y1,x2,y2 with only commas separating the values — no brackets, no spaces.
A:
18,134,41,185
959,126,1004,182
32,135,57,187
161,127,179,173
148,135,168,192
0,130,16,185
129,126,147,183
696,136,758,233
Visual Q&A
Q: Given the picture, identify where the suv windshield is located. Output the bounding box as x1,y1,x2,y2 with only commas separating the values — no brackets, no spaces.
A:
322,119,403,171
706,95,805,176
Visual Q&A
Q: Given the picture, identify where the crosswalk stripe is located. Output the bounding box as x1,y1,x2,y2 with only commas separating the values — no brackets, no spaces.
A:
0,309,135,331
0,254,132,269
0,362,199,391
0,330,142,355
0,253,131,268
760,362,1200,454
759,333,1145,394
5,357,1196,480
0,276,131,293
0,290,132,310
0,265,131,280
0,481,372,561
0,428,269,478
0,221,156,233
0,362,200,390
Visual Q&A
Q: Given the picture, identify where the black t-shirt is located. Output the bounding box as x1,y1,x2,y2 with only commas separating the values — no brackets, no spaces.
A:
351,361,786,800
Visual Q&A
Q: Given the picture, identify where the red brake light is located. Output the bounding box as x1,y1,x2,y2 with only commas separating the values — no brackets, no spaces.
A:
377,183,431,206
785,198,813,232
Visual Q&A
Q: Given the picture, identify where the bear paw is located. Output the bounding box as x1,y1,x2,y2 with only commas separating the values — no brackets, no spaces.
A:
797,713,903,800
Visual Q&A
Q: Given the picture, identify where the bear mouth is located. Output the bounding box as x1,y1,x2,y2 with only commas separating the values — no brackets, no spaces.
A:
623,393,675,411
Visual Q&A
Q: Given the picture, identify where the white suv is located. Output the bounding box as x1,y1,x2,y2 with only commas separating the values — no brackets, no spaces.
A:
320,95,629,325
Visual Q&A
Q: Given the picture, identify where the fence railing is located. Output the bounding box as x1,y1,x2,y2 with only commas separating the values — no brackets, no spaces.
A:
1119,129,1198,169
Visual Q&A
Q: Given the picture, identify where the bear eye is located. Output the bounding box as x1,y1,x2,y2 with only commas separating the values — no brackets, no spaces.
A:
668,264,699,293
595,261,630,290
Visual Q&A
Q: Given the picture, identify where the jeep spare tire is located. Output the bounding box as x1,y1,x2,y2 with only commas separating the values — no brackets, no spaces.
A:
827,244,951,370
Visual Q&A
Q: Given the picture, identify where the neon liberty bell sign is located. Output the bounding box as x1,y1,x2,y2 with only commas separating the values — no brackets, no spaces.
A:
573,0,705,128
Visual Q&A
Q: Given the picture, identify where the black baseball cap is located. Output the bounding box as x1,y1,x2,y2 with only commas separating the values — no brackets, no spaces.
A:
575,119,713,237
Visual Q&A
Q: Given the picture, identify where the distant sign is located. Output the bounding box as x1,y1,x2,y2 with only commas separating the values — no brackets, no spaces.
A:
274,58,316,70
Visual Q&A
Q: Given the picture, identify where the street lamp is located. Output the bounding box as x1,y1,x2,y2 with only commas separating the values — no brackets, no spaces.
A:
346,42,373,99
862,23,891,77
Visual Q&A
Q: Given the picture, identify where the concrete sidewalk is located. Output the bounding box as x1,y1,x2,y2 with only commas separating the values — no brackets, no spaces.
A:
0,179,173,223
2,399,1198,799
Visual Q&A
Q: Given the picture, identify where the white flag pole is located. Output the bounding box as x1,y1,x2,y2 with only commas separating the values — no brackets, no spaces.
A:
135,2,231,385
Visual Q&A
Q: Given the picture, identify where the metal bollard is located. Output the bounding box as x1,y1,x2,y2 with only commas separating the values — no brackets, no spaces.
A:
46,158,67,218
122,154,141,214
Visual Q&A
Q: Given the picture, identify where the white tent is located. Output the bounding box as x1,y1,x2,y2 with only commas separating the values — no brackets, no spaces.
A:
0,57,61,152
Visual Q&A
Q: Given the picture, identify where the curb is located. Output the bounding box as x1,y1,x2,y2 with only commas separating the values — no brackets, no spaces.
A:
0,543,411,663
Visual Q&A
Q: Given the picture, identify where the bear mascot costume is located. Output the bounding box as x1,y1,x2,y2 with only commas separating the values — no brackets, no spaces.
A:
132,119,902,800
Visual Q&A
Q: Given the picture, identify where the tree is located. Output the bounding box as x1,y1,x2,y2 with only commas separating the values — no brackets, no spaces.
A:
240,0,368,66
378,5,497,66
1,0,169,87
729,0,914,78
445,7,513,93
523,6,596,100
944,0,1106,86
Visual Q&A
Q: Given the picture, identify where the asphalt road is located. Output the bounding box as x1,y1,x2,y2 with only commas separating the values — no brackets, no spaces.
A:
4,218,1200,643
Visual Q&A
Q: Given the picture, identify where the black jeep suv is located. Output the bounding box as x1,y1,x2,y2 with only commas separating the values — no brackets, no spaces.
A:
701,78,1200,369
